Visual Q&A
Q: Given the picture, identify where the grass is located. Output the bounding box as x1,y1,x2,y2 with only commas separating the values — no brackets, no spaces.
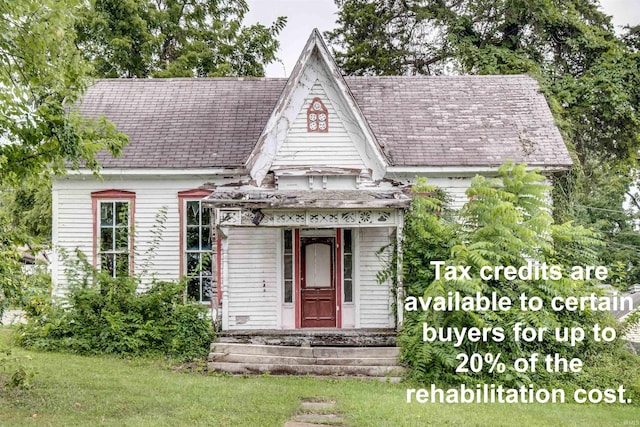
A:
1,328,639,426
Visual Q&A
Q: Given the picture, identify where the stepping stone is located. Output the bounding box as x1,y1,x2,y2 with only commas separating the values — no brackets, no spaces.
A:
300,400,336,411
284,422,332,427
293,413,344,424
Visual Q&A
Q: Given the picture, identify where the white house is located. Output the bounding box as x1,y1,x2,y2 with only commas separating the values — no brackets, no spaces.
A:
52,30,571,336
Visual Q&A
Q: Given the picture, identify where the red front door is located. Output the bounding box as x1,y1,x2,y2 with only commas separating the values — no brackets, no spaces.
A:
300,237,336,327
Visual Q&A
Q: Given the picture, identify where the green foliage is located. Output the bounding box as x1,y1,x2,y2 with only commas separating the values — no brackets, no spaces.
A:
397,163,640,398
16,254,213,360
76,0,287,78
0,0,128,185
329,0,640,283
0,348,34,393
0,220,51,318
0,175,52,244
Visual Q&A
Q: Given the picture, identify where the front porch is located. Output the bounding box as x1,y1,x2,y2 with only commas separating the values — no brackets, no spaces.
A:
203,187,411,333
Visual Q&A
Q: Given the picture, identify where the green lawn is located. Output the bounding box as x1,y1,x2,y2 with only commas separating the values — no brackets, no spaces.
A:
1,328,639,426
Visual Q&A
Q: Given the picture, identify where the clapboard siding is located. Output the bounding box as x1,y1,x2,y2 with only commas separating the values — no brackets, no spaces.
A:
52,175,220,297
226,227,279,329
358,227,394,328
272,81,366,169
428,177,474,210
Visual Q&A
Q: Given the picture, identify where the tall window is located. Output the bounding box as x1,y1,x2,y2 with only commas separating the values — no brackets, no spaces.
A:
92,190,135,277
184,200,213,303
283,229,294,303
307,97,328,132
343,229,353,303
99,201,130,277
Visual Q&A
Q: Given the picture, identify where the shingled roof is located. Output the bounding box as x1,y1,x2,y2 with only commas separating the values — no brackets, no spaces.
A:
79,75,571,170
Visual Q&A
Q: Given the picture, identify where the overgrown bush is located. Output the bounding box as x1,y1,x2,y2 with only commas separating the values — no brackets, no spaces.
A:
16,254,213,360
395,163,640,400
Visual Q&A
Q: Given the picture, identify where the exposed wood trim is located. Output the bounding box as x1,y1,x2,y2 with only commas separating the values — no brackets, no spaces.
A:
276,229,283,328
336,228,342,329
272,167,366,176
294,229,301,329
216,234,222,307
221,228,229,330
354,228,361,329
396,213,405,329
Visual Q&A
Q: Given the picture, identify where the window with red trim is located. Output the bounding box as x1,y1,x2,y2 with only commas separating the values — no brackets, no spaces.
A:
92,190,135,277
307,97,328,132
179,190,214,303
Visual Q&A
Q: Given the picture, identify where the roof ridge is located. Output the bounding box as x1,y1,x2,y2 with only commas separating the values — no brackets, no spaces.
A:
92,77,289,83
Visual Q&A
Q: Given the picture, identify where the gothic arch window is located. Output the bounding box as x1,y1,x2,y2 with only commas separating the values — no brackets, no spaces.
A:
307,97,328,132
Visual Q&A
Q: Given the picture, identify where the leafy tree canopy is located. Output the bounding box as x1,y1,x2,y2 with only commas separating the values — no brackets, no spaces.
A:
76,0,287,78
0,0,128,185
328,0,640,286
0,0,128,315
396,164,640,394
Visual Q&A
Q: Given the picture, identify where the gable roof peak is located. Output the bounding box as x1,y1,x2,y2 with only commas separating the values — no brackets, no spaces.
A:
245,29,388,186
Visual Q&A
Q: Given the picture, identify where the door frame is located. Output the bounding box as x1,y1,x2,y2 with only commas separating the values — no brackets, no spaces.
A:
294,228,343,328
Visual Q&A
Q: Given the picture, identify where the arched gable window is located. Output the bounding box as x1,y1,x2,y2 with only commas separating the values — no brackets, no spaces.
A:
307,97,328,132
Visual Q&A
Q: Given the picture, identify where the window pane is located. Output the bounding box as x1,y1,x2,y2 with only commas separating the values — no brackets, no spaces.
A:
101,253,115,277
284,280,293,303
284,230,292,251
201,253,212,273
344,246,353,303
115,202,129,226
115,227,128,250
100,202,113,226
305,243,331,288
186,201,199,225
115,253,129,277
343,229,352,253
186,252,199,275
201,226,212,250
344,254,352,279
201,206,210,226
344,280,353,303
187,278,200,301
202,276,213,302
186,227,199,250
100,227,113,251
284,254,292,280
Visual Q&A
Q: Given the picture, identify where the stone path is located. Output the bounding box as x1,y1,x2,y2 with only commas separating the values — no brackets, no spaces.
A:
284,398,345,427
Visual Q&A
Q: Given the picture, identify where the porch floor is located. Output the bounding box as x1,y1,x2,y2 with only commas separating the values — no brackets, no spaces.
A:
216,328,397,347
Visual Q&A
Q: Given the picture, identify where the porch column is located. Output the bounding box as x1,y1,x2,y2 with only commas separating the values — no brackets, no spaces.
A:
396,210,404,329
219,227,230,330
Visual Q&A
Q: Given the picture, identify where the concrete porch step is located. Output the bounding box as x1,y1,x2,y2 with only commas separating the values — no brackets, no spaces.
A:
208,352,400,366
216,328,397,347
210,342,400,358
208,361,406,377
207,342,406,378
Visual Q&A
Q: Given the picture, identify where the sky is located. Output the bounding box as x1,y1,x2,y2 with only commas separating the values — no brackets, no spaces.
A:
244,0,640,78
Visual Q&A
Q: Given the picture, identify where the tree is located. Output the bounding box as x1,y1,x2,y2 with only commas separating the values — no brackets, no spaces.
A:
329,0,640,285
0,0,127,315
326,0,447,75
395,164,640,394
0,0,128,185
76,0,287,78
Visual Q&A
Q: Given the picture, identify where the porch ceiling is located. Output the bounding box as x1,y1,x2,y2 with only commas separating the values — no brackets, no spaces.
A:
202,188,411,209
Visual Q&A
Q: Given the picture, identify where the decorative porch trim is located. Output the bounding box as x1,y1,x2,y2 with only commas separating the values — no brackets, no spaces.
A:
215,208,402,228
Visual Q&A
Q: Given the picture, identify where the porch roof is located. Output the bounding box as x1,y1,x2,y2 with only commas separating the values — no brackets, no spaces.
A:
202,187,411,209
